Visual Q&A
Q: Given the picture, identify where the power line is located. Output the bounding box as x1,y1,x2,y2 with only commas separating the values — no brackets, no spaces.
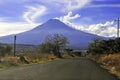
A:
115,17,120,38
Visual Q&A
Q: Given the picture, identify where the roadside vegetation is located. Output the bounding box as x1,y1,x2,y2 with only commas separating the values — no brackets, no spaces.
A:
0,34,80,69
88,37,120,78
0,45,20,69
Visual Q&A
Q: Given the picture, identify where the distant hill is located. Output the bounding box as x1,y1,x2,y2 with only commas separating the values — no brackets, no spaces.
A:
0,19,107,49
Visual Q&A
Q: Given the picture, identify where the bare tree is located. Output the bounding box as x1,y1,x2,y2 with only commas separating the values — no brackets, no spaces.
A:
38,34,69,58
52,34,69,58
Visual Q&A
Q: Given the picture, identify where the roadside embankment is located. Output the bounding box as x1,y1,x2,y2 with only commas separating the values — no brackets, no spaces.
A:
87,53,120,79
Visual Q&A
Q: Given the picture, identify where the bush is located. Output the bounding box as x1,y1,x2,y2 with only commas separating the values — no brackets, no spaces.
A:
0,45,12,57
88,38,120,54
101,54,120,71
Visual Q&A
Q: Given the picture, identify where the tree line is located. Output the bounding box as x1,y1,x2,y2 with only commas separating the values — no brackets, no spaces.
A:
88,38,120,54
1,34,120,58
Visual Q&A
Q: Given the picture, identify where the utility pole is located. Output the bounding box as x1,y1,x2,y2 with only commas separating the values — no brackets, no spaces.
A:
14,35,16,56
115,17,120,38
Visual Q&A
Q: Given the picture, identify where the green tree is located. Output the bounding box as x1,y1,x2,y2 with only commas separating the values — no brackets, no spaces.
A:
88,37,120,54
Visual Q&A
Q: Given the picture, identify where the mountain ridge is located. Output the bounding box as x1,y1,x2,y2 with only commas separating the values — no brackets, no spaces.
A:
0,19,107,49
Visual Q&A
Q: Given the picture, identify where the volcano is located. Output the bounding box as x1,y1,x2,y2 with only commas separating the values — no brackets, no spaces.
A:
0,19,106,49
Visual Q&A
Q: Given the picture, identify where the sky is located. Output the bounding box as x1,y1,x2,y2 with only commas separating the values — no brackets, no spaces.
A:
0,0,120,37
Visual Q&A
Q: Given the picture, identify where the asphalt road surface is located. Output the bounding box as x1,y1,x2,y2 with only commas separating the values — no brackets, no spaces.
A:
0,57,119,80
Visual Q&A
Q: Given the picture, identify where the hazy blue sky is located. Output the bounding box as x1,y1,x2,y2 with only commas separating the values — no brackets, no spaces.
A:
0,0,120,37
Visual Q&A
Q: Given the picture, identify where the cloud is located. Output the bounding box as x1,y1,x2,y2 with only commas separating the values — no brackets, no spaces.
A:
71,21,117,37
94,0,106,1
66,0,91,11
56,13,117,37
89,4,120,8
0,0,28,4
0,4,47,37
0,0,118,37
23,5,47,23
56,11,80,24
40,0,91,12
85,21,117,37
0,18,6,21
0,0,89,37
0,22,39,36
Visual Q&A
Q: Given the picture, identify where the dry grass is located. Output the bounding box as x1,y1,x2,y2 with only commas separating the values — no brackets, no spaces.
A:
0,56,22,69
88,53,120,78
25,53,56,63
0,53,57,69
101,54,120,74
101,54,120,67
87,54,100,61
0,52,81,69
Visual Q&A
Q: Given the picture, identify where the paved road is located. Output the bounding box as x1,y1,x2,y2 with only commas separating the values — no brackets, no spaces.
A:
0,57,119,80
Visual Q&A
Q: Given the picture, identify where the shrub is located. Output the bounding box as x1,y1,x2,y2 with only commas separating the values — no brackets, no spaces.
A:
101,54,120,71
25,53,56,63
88,38,120,54
0,45,12,57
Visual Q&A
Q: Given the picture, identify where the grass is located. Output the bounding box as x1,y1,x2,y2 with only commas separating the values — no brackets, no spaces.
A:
0,56,22,69
0,52,80,70
87,53,120,78
100,54,120,78
24,53,57,63
25,52,79,63
0,53,57,69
